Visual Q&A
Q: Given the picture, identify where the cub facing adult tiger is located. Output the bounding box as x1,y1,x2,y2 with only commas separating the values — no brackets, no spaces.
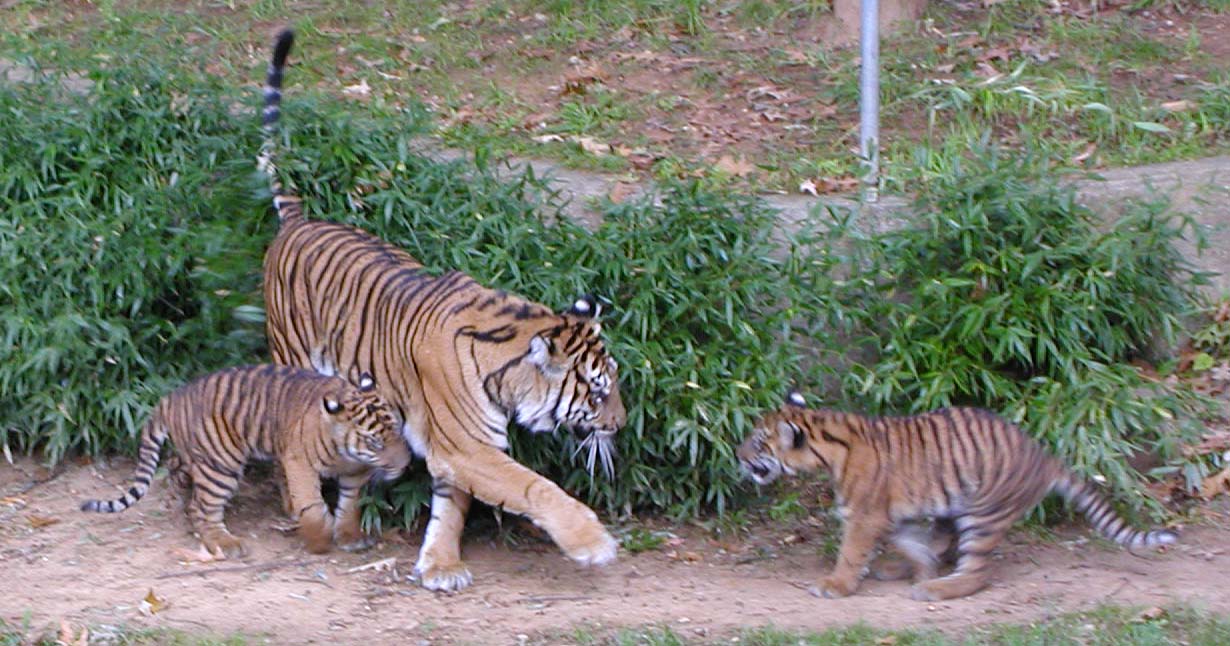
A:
257,29,625,590
81,365,410,558
738,393,1177,601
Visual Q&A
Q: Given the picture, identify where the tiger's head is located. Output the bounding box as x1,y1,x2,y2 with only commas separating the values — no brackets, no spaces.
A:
488,296,626,478
322,373,411,480
737,391,852,486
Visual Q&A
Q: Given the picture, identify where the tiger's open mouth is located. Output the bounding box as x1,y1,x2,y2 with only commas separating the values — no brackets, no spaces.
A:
573,428,617,480
740,457,782,486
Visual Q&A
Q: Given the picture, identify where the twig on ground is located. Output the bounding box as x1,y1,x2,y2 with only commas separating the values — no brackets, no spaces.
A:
155,558,310,580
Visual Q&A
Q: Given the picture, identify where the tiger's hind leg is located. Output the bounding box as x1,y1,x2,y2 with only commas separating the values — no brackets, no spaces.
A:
870,521,939,582
185,463,247,560
910,514,1010,601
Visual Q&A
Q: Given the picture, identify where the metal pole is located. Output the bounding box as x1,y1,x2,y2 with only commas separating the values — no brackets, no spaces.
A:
859,0,880,203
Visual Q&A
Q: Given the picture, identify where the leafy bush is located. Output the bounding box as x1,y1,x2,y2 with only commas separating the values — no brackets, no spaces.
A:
0,62,269,461
1,55,825,521
813,146,1211,515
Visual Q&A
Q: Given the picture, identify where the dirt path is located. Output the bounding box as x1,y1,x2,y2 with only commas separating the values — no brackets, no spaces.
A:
2,458,1227,645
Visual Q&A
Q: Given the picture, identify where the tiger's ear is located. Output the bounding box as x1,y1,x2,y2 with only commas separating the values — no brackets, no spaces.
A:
357,372,376,392
786,390,807,408
567,295,602,319
323,397,343,415
777,420,805,450
526,334,554,369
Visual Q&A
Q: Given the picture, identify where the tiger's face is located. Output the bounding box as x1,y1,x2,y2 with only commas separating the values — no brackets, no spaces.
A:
737,392,838,485
498,298,626,478
323,374,411,480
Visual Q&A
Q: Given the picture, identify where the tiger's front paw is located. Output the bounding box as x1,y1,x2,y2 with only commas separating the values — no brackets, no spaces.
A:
334,524,377,552
413,560,474,592
817,575,858,599
336,534,377,552
560,524,618,566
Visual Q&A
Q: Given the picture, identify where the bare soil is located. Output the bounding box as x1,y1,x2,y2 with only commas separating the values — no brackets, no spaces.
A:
2,458,1228,645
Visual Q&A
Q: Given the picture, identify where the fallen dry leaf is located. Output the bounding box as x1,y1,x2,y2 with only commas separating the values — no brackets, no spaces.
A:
342,79,371,98
1135,606,1168,622
714,155,755,177
1161,100,1195,113
57,620,88,646
27,514,59,529
1071,141,1098,165
978,47,1013,62
1200,466,1230,499
139,589,169,616
575,136,614,156
608,182,639,204
877,636,899,646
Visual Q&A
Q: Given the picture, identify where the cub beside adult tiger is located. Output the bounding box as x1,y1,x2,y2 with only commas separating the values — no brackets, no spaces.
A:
738,393,1177,601
81,365,410,558
257,29,625,590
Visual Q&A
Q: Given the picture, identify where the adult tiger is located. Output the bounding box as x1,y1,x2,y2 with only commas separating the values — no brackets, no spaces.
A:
257,29,625,591
81,365,409,557
737,392,1178,601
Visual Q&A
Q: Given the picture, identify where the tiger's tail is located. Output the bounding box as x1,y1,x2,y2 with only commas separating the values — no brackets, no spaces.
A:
80,411,170,513
1051,468,1178,550
257,28,304,223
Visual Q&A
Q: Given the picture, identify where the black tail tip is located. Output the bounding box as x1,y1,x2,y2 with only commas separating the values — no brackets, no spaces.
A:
273,29,295,66
80,500,98,512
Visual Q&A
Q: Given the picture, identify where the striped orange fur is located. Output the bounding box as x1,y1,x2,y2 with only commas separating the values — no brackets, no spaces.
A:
81,365,410,557
255,30,625,590
738,393,1177,600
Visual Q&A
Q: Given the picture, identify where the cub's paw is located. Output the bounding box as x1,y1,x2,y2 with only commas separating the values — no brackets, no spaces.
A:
816,575,857,599
413,561,474,592
909,583,940,602
336,535,377,552
868,557,913,582
202,533,248,560
563,527,618,566
334,527,377,552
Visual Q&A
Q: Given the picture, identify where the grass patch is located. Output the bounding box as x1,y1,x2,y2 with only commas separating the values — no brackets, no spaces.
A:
4,1,1228,192
0,617,254,646
547,605,1230,645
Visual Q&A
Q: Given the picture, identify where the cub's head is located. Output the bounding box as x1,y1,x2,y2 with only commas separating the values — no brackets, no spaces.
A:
737,391,849,485
494,295,626,478
322,373,411,480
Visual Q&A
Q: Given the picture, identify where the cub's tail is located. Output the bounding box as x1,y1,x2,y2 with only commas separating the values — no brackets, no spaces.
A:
1051,469,1177,550
256,28,304,223
80,413,169,513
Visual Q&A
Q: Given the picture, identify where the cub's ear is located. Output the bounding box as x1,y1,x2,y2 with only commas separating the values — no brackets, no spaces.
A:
357,372,376,392
786,390,807,408
777,420,805,450
323,397,343,415
567,294,602,319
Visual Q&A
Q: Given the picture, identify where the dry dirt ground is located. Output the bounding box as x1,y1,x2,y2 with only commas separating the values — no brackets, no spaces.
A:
2,458,1229,645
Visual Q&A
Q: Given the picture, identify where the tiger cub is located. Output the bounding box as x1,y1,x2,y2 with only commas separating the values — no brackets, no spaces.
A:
81,365,411,558
255,29,625,590
737,392,1178,601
